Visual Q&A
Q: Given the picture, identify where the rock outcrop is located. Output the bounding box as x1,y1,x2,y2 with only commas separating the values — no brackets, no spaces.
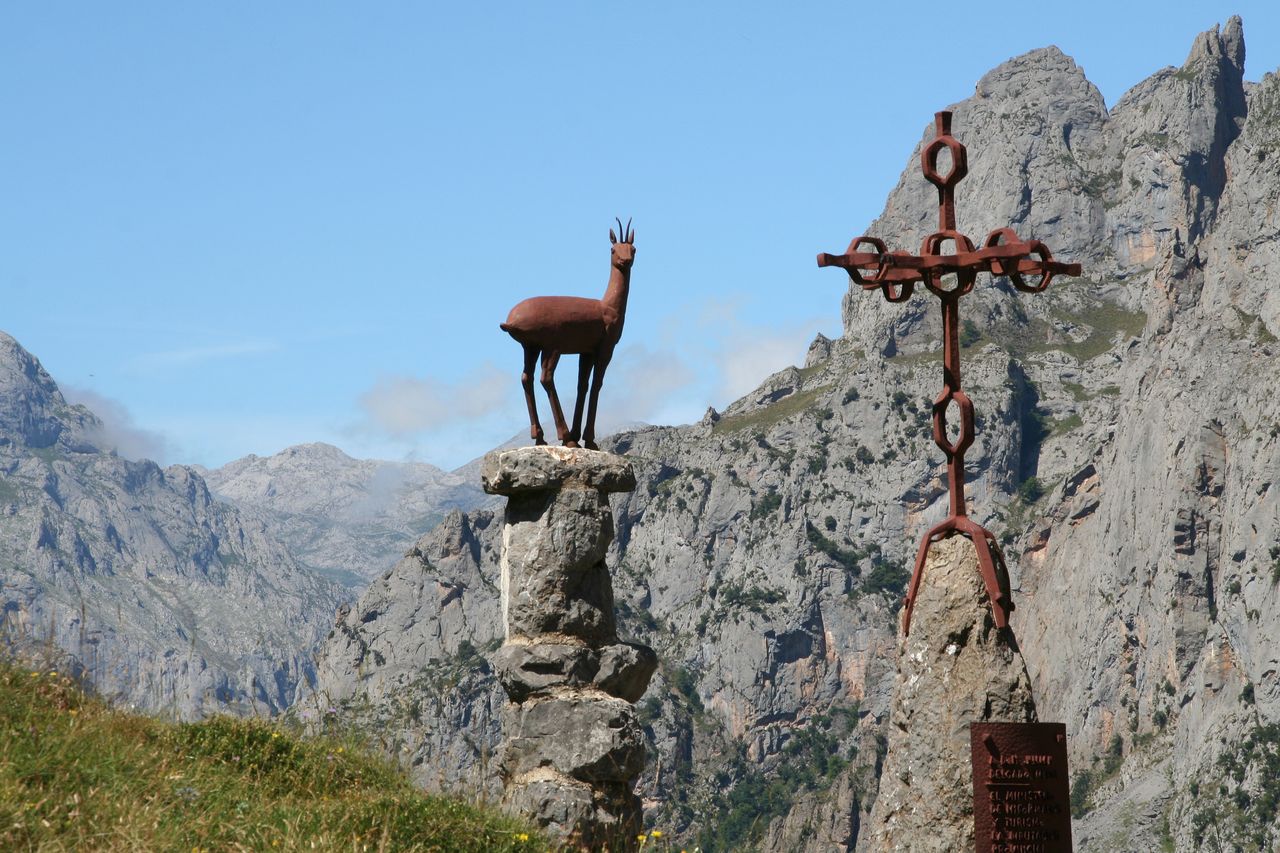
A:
866,536,1038,851
0,332,346,717
483,446,656,848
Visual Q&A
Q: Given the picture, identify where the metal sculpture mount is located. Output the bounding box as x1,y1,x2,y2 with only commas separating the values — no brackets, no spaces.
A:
817,112,1082,637
501,218,635,451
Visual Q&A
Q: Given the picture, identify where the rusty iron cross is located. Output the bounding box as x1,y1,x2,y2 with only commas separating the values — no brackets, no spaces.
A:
817,111,1082,636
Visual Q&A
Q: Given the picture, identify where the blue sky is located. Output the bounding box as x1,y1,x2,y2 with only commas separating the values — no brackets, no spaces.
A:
4,3,1278,470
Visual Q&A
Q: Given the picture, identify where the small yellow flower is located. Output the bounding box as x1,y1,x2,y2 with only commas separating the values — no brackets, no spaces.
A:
337,746,344,753
637,835,647,845
516,833,529,842
271,731,280,739
651,830,663,838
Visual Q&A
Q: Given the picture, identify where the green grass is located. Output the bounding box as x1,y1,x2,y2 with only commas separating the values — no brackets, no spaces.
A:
1062,382,1091,402
0,660,543,852
891,297,1146,366
30,445,62,465
0,476,21,504
1043,301,1146,362
1233,306,1279,344
1051,413,1084,436
711,385,832,435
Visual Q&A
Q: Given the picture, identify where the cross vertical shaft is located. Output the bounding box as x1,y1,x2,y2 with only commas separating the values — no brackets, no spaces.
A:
817,111,1082,635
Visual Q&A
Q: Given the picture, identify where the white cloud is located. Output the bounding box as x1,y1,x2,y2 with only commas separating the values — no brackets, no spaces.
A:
131,340,279,371
61,386,173,464
665,296,832,408
359,363,512,436
595,343,699,433
715,324,821,403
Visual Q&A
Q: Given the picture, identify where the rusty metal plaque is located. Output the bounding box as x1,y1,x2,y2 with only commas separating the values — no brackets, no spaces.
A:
970,722,1073,852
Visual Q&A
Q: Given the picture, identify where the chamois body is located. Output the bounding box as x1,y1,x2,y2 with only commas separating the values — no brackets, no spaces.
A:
502,296,622,352
500,220,634,450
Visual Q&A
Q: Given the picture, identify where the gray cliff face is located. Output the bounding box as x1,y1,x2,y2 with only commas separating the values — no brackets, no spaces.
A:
303,508,507,795
204,443,491,587
0,332,346,718
307,17,1280,852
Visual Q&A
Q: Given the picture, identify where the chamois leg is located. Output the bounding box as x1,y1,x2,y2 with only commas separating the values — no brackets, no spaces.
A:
539,351,573,445
568,354,594,445
582,350,612,451
521,344,545,445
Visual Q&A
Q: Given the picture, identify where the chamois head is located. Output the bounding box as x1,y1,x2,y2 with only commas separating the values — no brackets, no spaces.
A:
609,217,636,270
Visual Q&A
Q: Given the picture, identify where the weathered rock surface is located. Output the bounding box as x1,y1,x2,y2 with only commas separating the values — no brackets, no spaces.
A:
0,332,346,718
300,508,505,795
304,17,1280,852
484,447,655,848
481,445,637,496
866,536,1037,851
203,442,492,587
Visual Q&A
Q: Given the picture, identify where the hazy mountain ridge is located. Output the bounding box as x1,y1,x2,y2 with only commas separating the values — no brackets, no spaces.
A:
303,17,1280,852
0,331,347,718
203,442,493,587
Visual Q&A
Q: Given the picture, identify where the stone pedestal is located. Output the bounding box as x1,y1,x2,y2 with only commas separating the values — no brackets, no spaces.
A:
866,536,1038,852
482,446,656,850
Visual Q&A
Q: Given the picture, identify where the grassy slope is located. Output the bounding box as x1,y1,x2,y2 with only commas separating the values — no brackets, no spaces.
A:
0,661,542,852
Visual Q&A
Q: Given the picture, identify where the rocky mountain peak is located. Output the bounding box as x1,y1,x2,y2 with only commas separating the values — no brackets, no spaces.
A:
203,441,489,586
973,44,1095,102
0,331,97,451
280,441,358,464
1185,14,1245,72
0,332,58,397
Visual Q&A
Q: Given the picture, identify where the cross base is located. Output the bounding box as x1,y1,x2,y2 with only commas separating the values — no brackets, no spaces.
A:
903,516,1014,637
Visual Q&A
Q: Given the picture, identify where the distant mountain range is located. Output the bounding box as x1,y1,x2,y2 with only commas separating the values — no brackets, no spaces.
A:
200,442,495,588
0,332,347,717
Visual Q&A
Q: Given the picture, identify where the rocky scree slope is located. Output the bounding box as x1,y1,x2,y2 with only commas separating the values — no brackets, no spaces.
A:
202,444,490,587
307,17,1280,853
0,332,347,718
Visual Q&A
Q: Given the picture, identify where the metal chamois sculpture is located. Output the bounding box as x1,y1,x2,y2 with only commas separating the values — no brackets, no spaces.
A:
817,112,1081,636
501,219,635,451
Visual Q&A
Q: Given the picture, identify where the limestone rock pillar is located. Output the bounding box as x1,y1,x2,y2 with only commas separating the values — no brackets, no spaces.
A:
481,446,656,849
866,535,1038,852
